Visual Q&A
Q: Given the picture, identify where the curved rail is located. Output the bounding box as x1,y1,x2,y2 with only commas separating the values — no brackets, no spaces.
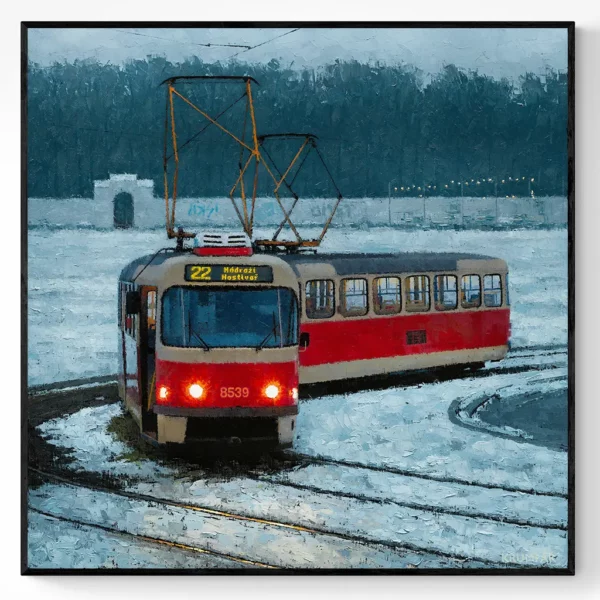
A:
29,466,525,568
30,506,276,569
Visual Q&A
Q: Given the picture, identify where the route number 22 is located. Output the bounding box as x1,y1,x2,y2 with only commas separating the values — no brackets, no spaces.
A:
189,266,212,281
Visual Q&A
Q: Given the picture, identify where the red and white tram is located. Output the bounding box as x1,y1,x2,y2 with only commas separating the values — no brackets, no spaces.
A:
118,235,510,447
282,251,510,384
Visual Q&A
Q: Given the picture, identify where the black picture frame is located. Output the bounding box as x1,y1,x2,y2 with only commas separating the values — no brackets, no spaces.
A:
21,21,575,575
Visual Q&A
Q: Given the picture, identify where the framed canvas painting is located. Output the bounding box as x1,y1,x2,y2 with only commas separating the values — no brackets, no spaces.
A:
22,22,574,574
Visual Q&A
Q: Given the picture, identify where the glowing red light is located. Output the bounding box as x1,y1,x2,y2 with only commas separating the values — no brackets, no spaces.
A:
265,384,280,400
188,383,204,399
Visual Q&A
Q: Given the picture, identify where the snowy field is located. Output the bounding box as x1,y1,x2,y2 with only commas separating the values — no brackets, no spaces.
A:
27,227,568,386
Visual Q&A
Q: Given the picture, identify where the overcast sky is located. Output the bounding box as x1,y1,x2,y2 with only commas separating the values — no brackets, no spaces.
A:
28,27,568,79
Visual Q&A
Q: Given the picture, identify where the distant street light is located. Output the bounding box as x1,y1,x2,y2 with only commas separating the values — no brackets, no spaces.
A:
388,178,398,226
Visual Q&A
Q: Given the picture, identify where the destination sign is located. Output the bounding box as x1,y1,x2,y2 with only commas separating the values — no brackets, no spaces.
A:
185,264,273,283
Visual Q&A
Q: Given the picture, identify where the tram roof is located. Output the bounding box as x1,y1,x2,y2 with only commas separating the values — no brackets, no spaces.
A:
118,250,296,283
119,251,177,282
277,252,502,276
119,250,504,283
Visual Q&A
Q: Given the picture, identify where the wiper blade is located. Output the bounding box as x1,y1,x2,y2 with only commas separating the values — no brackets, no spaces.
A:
189,327,211,350
256,326,277,351
256,312,280,351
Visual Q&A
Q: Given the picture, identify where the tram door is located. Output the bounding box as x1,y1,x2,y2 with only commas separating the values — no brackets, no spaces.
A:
139,286,158,435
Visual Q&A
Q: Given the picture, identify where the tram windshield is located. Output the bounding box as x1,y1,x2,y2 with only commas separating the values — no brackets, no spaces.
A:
161,287,298,349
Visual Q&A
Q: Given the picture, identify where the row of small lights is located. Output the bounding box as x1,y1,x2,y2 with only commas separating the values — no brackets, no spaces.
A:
393,176,536,199
157,383,298,402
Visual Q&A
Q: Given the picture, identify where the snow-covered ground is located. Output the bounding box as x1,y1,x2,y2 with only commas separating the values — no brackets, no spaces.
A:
27,225,569,570
27,227,568,386
29,510,243,570
30,368,568,569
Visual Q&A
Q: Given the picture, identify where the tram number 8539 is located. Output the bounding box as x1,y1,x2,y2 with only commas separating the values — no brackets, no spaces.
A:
220,387,250,399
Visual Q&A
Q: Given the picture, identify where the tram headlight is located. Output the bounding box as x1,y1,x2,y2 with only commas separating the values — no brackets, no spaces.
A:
264,384,280,400
188,384,204,400
158,386,169,401
291,387,299,401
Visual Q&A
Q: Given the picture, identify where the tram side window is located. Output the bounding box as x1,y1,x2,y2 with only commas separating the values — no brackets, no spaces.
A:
146,289,157,349
340,278,368,317
405,275,430,312
123,283,137,338
374,277,401,315
127,308,137,338
461,275,481,308
147,290,157,329
305,280,335,319
121,283,129,332
434,275,458,311
483,274,503,307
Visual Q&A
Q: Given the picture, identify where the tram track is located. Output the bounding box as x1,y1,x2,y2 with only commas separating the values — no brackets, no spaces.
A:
504,349,566,360
29,506,277,569
509,343,568,353
283,452,568,499
175,456,567,529
28,466,530,568
247,472,567,530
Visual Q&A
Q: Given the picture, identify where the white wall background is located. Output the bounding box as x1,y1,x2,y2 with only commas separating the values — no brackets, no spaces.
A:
28,193,568,229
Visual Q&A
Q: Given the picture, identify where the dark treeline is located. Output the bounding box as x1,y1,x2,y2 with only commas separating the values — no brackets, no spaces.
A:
27,57,568,198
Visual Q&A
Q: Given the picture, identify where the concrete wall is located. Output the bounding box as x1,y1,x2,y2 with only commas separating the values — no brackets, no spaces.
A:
28,174,567,229
92,173,155,228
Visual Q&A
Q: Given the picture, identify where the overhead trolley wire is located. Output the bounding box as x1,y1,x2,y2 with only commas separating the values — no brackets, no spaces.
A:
115,29,253,50
228,29,301,60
